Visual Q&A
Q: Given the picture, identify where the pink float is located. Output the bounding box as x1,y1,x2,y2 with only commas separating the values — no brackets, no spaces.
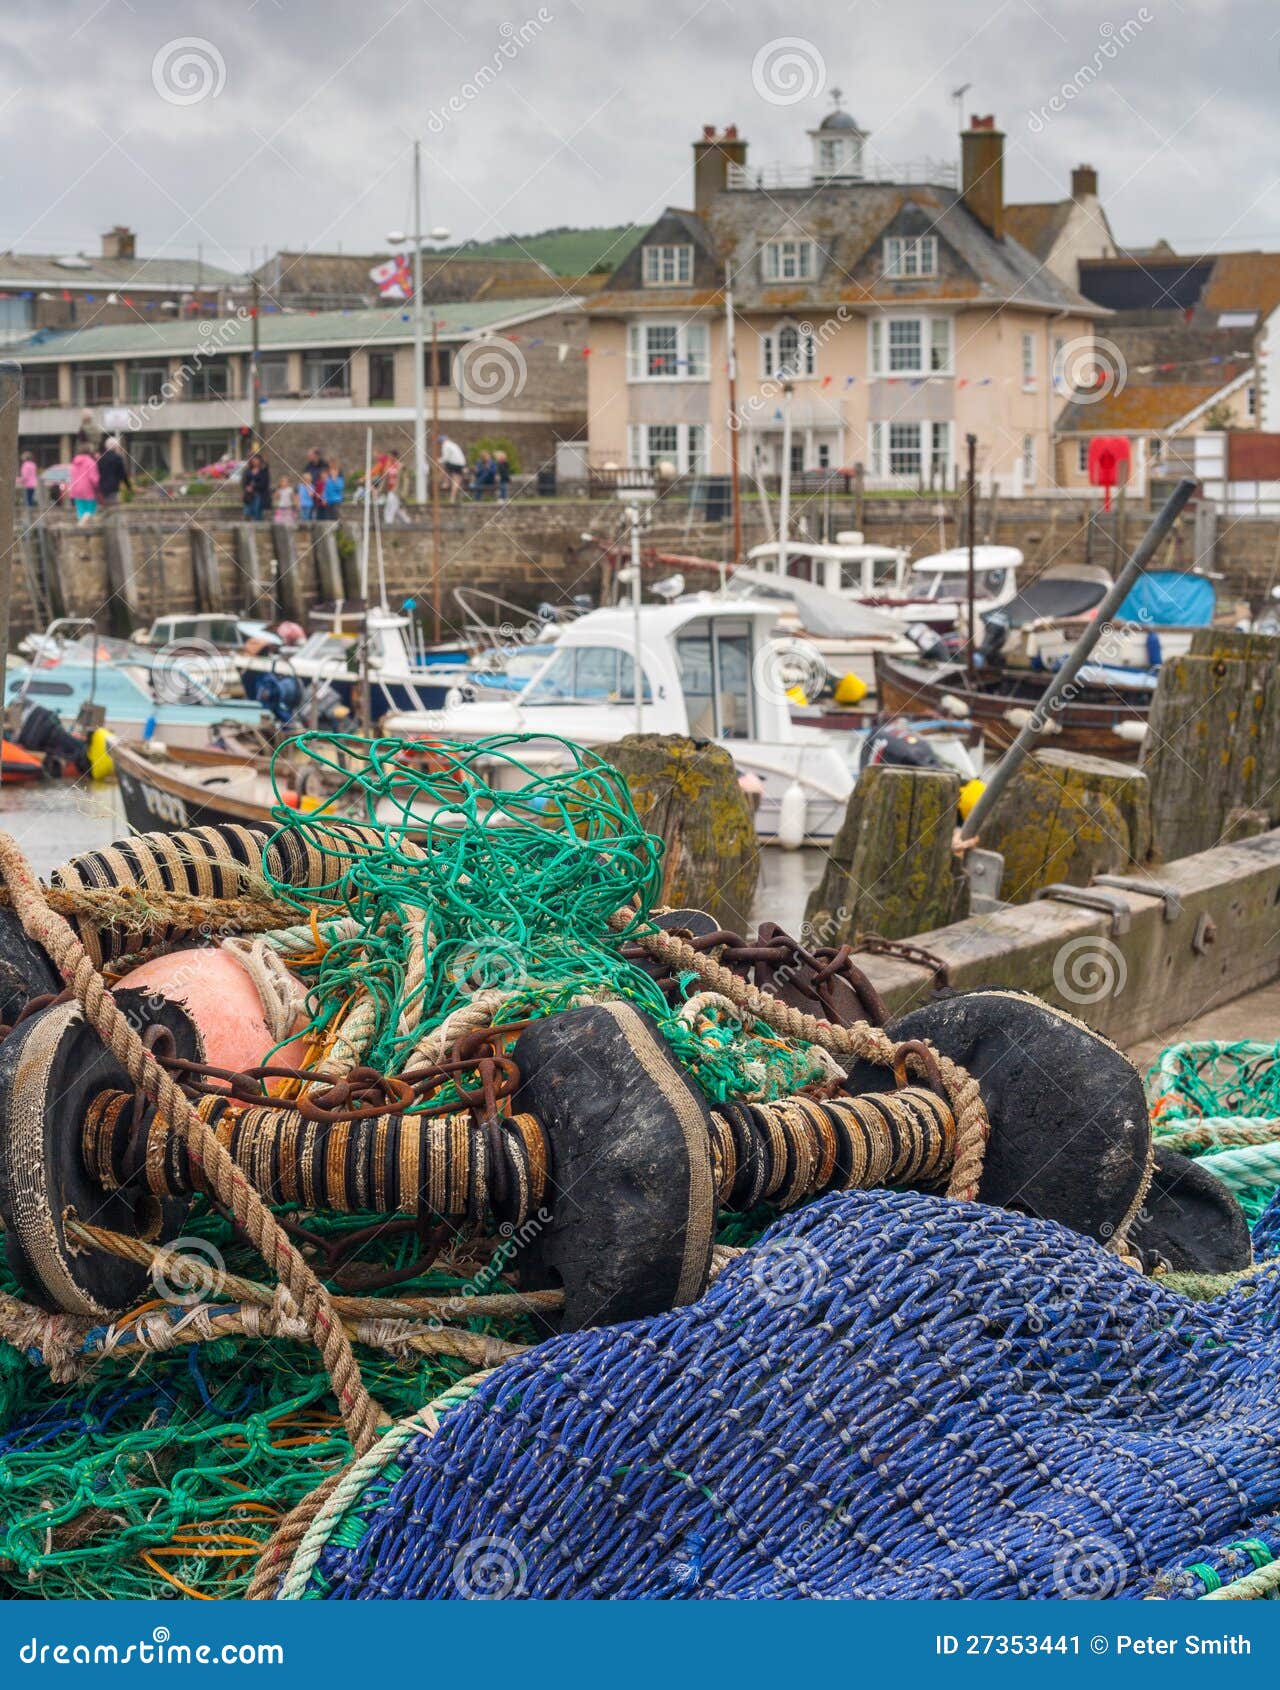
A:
115,944,308,1073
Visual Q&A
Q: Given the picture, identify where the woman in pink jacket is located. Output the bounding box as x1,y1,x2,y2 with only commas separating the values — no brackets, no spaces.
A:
68,451,99,522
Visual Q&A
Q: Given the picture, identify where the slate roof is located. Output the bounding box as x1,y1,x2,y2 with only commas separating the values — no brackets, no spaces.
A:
0,251,239,292
590,183,1101,317
12,298,575,362
1055,372,1250,433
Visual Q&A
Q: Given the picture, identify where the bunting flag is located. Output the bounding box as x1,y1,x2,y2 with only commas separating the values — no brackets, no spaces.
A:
557,344,569,363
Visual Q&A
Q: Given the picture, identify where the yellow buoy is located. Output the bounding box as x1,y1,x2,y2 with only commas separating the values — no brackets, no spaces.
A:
87,728,115,782
958,778,986,822
834,671,868,706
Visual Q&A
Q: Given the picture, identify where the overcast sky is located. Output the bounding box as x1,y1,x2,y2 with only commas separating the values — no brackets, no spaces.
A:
3,0,1276,272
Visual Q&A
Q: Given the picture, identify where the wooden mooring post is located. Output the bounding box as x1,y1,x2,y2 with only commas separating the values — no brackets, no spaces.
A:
805,764,968,944
598,734,758,932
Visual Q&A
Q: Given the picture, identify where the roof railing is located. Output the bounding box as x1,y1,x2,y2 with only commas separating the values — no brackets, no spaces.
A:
725,158,959,192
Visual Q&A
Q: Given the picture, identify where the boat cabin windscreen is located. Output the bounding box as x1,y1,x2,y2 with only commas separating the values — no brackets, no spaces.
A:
521,645,653,704
676,617,754,740
839,555,902,594
906,566,1010,602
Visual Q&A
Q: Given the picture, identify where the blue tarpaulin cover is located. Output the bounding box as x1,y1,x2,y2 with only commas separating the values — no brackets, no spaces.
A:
1114,570,1215,627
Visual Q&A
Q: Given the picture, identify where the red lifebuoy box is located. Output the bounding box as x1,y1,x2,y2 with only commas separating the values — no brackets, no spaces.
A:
1087,436,1132,511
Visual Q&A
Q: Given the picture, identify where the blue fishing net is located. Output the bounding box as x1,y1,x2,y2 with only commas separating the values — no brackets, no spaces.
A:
304,1190,1280,1601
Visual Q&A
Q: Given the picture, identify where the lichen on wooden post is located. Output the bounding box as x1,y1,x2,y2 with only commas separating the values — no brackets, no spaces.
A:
596,733,758,932
805,764,967,944
1145,637,1280,861
976,748,1151,902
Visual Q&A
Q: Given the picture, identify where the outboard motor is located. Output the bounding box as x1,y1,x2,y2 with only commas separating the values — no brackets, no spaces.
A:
858,725,945,773
906,621,948,662
978,608,1010,666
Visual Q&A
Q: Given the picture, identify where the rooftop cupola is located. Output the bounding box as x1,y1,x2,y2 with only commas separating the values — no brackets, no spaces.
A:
809,90,867,182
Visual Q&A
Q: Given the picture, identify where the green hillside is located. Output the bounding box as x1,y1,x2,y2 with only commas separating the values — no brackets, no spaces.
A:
454,225,644,276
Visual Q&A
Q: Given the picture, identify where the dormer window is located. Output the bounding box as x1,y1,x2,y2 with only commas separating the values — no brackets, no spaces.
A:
762,321,816,380
884,235,938,278
761,239,815,283
642,244,693,287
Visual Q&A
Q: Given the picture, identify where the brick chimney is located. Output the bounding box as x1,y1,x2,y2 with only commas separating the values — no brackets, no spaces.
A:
960,116,1004,240
101,225,136,260
693,125,748,215
1071,164,1099,201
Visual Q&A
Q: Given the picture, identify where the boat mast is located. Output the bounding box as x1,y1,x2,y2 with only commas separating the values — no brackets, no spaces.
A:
778,382,794,578
724,267,743,570
965,433,977,683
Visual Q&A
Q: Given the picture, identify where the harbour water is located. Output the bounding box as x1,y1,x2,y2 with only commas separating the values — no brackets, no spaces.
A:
0,778,821,933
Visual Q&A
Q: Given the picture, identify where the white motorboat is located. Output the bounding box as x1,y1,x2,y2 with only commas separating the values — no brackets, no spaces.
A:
383,596,978,846
887,544,1024,635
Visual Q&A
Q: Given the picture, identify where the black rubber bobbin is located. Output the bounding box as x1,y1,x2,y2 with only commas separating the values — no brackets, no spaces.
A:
0,990,202,1318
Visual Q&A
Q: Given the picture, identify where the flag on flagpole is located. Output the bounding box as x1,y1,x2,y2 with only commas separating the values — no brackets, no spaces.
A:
369,255,413,300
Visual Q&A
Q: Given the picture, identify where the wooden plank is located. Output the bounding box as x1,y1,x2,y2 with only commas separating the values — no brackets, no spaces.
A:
234,523,271,619
189,528,223,612
272,524,303,623
805,764,967,943
101,517,139,635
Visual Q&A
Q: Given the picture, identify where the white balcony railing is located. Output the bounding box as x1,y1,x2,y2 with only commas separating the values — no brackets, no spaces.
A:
726,158,959,192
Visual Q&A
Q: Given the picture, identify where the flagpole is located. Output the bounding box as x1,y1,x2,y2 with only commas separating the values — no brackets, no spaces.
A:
411,139,427,509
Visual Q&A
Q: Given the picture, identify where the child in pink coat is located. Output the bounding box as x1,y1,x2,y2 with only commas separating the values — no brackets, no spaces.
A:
68,452,100,521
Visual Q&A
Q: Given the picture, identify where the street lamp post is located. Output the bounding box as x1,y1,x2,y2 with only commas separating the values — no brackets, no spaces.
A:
387,143,450,512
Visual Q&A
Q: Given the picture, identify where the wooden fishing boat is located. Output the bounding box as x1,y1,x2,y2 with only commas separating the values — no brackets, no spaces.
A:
112,740,283,834
873,650,1150,761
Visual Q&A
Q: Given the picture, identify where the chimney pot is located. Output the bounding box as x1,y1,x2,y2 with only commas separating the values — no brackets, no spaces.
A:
693,124,748,213
1071,164,1099,200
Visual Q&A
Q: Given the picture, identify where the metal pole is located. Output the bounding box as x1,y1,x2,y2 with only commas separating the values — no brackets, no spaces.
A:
629,504,643,732
250,274,261,446
965,432,977,682
724,271,743,569
411,139,427,508
430,313,442,645
360,426,372,603
778,382,794,576
0,363,20,756
959,476,1196,843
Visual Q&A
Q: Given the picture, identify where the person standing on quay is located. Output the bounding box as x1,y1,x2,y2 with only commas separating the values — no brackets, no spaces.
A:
18,453,38,509
68,448,100,522
97,437,131,508
322,459,345,520
240,452,270,521
438,433,467,503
